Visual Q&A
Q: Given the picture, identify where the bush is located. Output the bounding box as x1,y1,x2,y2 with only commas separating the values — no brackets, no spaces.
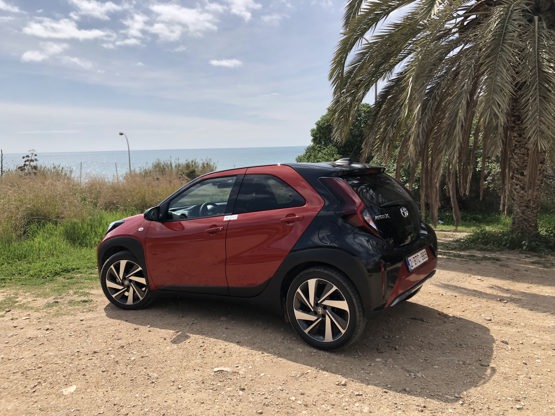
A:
0,158,216,242
61,212,126,248
456,229,555,253
81,176,179,212
80,159,216,212
138,159,216,180
0,169,84,240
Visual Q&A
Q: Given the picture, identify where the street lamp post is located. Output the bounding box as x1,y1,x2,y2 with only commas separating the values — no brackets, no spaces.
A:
118,132,132,174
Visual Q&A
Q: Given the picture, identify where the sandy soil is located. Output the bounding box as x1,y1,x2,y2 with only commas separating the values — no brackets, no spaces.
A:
1,233,554,415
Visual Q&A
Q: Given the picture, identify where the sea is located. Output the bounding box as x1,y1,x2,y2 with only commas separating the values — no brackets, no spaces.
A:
0,146,307,181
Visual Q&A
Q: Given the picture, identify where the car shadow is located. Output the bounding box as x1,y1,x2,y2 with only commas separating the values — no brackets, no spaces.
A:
104,295,494,403
438,283,555,316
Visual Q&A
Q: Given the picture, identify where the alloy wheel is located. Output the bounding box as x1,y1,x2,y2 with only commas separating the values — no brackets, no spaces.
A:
104,258,148,307
291,277,351,344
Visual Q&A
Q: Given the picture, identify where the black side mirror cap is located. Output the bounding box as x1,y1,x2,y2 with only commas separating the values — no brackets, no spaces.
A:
144,206,161,221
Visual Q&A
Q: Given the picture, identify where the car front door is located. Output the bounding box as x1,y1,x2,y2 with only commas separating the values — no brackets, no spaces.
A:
144,172,244,291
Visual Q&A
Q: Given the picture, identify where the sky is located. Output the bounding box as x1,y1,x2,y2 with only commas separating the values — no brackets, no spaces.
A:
0,0,345,153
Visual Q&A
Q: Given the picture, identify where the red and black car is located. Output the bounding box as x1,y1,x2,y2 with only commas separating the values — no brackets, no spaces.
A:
98,159,437,350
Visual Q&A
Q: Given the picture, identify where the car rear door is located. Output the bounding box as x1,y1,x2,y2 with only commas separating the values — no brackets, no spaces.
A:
225,166,324,289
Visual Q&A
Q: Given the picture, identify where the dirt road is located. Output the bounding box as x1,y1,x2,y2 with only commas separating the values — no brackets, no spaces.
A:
1,236,554,415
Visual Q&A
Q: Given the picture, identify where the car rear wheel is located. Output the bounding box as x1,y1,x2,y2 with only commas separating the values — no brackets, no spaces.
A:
100,251,153,309
286,267,366,350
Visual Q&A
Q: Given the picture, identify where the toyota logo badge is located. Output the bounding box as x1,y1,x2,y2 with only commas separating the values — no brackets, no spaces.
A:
400,207,409,218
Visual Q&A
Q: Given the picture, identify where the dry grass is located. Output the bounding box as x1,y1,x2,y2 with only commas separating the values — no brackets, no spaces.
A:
0,159,215,241
0,169,83,239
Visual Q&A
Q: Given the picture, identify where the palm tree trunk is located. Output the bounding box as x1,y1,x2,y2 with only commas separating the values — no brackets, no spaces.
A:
448,169,461,229
508,110,547,236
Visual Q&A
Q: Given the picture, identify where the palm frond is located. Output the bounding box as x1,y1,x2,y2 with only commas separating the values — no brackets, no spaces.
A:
476,0,524,154
519,14,555,153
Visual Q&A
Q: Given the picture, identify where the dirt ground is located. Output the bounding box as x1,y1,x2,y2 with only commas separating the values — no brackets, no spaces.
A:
1,232,554,415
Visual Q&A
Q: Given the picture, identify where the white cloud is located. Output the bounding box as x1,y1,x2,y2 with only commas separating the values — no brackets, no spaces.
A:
225,0,261,21
310,0,334,7
173,45,187,53
68,0,122,20
18,129,81,135
99,13,149,48
150,4,218,39
61,56,94,70
0,0,20,13
122,13,148,39
23,17,108,40
210,58,243,68
21,42,69,63
205,3,226,14
21,41,93,71
43,42,70,55
21,50,48,62
261,13,285,26
149,23,182,42
114,37,142,47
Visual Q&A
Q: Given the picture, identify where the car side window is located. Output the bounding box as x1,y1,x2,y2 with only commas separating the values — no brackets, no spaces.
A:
168,176,237,220
234,174,305,214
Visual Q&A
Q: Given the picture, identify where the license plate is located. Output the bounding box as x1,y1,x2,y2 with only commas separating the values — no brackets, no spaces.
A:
406,249,428,271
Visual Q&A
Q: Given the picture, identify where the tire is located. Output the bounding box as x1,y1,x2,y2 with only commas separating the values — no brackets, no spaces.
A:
285,267,366,350
100,251,153,310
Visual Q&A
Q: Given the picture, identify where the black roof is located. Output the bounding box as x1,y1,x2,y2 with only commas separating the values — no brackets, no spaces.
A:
286,160,385,178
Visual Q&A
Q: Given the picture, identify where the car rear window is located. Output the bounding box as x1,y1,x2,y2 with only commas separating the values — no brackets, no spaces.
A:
346,173,420,246
234,174,305,214
346,173,413,210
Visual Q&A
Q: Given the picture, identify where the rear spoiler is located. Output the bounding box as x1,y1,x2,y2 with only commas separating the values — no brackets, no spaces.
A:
330,158,385,175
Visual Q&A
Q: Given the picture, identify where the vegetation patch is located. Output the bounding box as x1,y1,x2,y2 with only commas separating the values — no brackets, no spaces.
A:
0,159,215,290
452,229,555,253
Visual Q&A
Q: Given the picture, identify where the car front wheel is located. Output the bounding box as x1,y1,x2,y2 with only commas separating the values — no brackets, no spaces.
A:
100,251,153,309
286,267,366,350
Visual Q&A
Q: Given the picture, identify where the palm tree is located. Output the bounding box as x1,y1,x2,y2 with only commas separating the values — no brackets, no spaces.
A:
329,0,555,236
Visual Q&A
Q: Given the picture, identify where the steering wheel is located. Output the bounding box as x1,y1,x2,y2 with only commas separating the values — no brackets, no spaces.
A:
199,202,216,216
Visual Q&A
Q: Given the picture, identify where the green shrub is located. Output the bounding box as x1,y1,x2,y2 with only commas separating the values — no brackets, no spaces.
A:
137,159,216,180
456,229,555,253
61,211,127,248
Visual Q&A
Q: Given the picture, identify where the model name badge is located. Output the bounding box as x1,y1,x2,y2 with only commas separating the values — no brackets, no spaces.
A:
224,215,238,221
374,214,390,220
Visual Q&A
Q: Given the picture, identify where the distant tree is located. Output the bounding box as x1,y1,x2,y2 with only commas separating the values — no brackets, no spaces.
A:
18,149,39,175
297,103,373,162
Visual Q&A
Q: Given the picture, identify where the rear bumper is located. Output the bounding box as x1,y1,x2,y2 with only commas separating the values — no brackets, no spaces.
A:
384,246,437,308
387,270,435,307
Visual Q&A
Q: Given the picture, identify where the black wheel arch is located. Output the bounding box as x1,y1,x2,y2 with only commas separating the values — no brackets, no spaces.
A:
252,247,383,318
97,236,146,272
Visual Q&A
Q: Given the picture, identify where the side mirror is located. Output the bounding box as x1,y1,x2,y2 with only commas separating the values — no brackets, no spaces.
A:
144,206,161,221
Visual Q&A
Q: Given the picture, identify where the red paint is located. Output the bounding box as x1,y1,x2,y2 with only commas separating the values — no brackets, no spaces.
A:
385,247,437,307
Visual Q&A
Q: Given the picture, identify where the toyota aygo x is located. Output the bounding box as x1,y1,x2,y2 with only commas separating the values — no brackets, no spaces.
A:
98,159,437,350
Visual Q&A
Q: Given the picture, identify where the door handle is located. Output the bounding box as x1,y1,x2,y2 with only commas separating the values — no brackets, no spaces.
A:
280,214,303,225
206,225,224,234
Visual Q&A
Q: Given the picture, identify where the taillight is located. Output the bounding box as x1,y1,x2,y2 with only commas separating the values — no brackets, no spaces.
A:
321,177,382,237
